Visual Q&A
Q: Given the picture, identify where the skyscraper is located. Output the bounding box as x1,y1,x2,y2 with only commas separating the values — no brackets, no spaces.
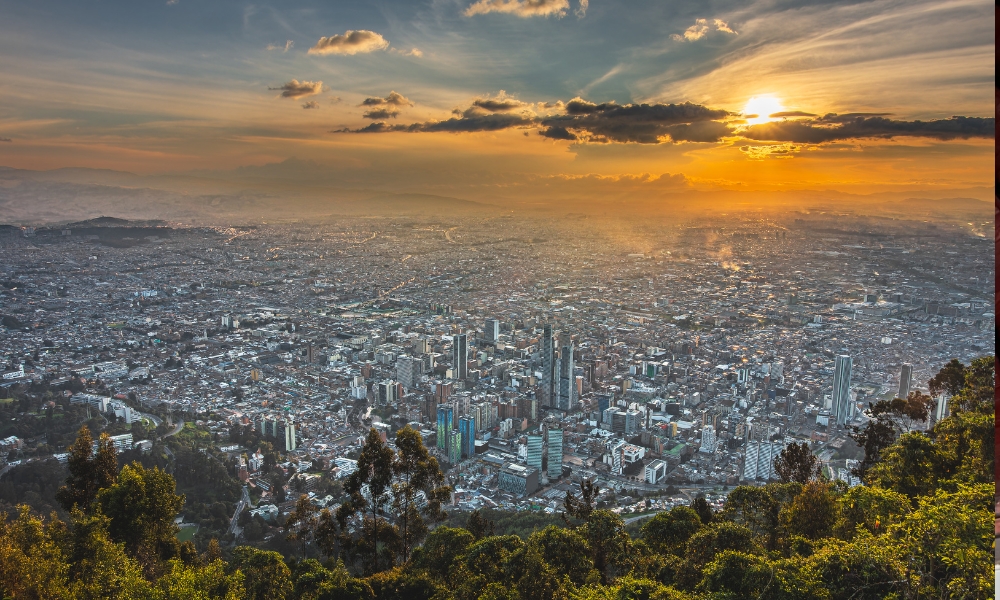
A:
485,319,500,342
832,355,853,426
546,428,563,480
436,404,453,450
526,434,544,471
452,333,468,380
396,356,423,389
699,425,716,454
447,429,462,464
540,324,556,406
898,363,912,399
557,337,576,411
458,415,476,459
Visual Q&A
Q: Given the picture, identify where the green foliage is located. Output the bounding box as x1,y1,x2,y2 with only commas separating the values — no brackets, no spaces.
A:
641,506,702,556
773,441,822,484
56,426,118,513
230,545,292,600
95,461,185,576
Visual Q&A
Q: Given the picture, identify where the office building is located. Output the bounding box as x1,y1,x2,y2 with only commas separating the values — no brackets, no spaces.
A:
396,356,423,389
644,459,667,484
699,425,717,454
898,363,912,400
377,380,397,405
742,442,760,480
557,337,576,411
452,333,468,380
540,324,556,406
498,462,538,497
596,393,612,419
447,429,462,464
625,409,641,435
546,428,563,480
458,415,476,459
436,404,453,450
933,394,949,423
526,434,544,471
832,355,853,426
485,319,500,343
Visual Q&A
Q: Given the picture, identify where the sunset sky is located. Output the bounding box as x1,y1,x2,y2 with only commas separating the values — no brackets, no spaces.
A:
0,0,994,199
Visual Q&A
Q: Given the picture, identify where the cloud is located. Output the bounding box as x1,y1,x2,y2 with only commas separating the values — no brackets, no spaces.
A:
467,91,529,114
308,30,389,56
302,101,320,109
542,98,732,143
672,18,737,42
340,95,732,143
0,138,11,143
742,115,995,143
390,47,424,57
575,0,588,18
540,126,576,140
464,0,570,18
269,80,323,99
769,111,816,118
363,108,400,120
360,91,413,107
166,0,178,5
740,143,800,160
266,40,294,52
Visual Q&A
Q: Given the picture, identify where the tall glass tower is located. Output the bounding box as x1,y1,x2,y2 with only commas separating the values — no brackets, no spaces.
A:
452,333,468,380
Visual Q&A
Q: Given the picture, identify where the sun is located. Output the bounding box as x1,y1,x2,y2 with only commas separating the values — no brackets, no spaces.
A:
743,95,785,125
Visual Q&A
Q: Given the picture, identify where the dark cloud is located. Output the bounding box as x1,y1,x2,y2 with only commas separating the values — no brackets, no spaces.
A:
542,99,732,143
363,108,400,120
743,115,995,143
308,30,389,55
344,112,533,134
361,91,413,107
473,97,529,112
269,80,323,99
769,111,816,118
0,137,11,142
540,126,576,140
302,101,320,109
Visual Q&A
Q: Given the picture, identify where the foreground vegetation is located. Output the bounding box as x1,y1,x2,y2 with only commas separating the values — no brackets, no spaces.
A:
0,357,993,599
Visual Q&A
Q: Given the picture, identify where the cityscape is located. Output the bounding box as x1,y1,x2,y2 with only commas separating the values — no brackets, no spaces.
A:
1,209,992,522
0,0,994,597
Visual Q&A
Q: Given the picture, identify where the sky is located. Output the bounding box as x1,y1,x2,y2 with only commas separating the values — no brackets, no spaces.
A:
0,0,994,202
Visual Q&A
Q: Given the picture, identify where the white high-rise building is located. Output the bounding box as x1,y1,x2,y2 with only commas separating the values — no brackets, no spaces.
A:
452,333,468,380
898,363,913,399
742,442,760,480
699,425,717,454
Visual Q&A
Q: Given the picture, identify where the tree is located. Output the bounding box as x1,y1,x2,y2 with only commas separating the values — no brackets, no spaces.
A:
848,417,897,481
94,461,185,577
780,481,839,540
581,509,631,584
865,432,940,500
156,558,245,600
391,426,450,563
928,358,966,398
526,525,593,585
56,426,118,513
337,428,394,574
690,497,713,525
563,478,599,527
230,546,292,600
467,509,496,540
313,508,340,559
641,506,703,556
413,526,475,581
773,442,821,484
284,494,318,556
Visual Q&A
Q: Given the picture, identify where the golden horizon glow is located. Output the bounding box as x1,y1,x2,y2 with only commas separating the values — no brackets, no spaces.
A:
742,95,785,125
